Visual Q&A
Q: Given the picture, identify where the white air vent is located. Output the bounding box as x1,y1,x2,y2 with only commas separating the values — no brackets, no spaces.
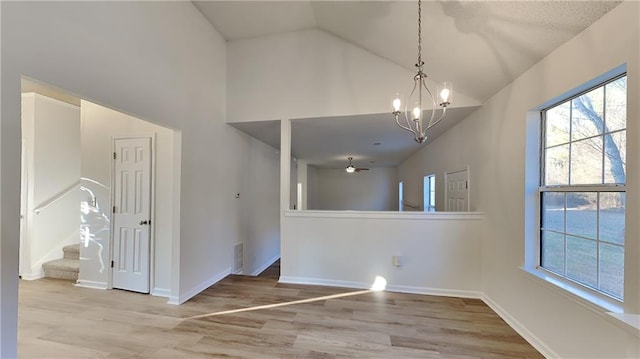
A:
233,243,244,273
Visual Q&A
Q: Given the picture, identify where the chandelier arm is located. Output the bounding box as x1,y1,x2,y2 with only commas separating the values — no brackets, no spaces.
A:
421,78,438,128
395,114,416,134
426,107,447,131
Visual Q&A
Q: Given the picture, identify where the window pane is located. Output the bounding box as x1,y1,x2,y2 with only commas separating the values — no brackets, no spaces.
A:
566,235,597,288
542,192,564,232
541,230,564,275
545,144,569,185
604,130,626,184
546,102,570,147
605,77,626,132
570,137,603,184
599,192,625,245
566,192,596,239
429,176,435,207
572,87,604,141
599,243,624,299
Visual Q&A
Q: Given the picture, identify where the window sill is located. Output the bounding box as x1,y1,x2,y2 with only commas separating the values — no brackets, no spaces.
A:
519,267,639,337
519,266,621,312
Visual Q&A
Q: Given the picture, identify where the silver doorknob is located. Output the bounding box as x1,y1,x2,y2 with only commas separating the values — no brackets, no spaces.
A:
139,220,149,225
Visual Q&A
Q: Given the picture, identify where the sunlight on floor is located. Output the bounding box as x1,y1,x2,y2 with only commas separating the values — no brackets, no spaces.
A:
185,276,387,321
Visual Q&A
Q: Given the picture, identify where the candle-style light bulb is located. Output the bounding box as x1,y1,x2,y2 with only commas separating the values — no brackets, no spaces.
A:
392,93,402,112
440,88,450,102
439,82,452,107
412,106,421,120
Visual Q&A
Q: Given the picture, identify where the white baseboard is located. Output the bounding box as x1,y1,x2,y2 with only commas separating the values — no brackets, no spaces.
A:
279,276,482,299
20,270,44,281
251,255,280,276
75,280,107,290
174,266,231,305
151,288,171,298
386,284,482,299
168,296,180,305
279,276,369,290
482,294,557,359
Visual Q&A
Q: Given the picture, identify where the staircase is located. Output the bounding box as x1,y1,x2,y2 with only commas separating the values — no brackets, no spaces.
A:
42,244,80,281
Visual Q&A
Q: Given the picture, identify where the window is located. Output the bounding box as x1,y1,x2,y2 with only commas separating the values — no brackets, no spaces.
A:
424,174,435,212
398,181,404,211
540,75,626,300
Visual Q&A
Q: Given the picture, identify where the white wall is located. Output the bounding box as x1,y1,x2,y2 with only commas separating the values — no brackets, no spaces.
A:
398,2,639,357
307,165,318,210
282,211,483,297
20,93,80,279
232,128,281,276
0,2,278,355
310,167,397,211
227,29,480,124
79,100,176,296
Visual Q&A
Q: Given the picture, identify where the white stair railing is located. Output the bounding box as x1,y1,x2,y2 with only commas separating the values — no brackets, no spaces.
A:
33,180,81,215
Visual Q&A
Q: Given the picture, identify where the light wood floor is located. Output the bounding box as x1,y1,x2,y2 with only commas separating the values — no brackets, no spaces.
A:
19,261,543,358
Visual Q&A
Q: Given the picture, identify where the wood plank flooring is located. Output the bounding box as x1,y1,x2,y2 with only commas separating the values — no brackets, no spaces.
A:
18,261,543,358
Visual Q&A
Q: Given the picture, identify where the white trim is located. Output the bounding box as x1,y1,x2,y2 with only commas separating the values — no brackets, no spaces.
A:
172,266,232,305
151,287,171,298
605,313,640,337
167,296,180,305
481,293,558,359
251,255,281,276
75,280,108,290
519,266,622,314
279,276,482,299
284,210,483,220
20,271,44,281
279,276,370,290
386,285,482,299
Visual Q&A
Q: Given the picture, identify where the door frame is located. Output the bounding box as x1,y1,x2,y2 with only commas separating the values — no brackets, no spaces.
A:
108,134,156,291
444,166,470,212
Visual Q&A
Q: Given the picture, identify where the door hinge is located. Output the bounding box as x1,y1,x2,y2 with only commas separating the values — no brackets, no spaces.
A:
113,152,116,160
111,260,114,268
466,181,468,189
112,206,116,213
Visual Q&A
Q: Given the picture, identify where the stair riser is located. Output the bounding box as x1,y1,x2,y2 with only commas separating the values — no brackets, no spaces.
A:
43,244,80,281
43,269,78,281
63,251,79,260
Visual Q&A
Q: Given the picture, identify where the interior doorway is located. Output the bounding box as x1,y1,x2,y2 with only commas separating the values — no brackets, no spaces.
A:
445,168,469,212
111,136,153,293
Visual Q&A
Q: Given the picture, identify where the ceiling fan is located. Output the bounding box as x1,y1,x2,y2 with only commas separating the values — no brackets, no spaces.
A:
345,157,369,173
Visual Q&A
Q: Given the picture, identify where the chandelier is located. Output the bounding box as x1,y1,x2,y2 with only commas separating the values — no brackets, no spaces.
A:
392,0,452,144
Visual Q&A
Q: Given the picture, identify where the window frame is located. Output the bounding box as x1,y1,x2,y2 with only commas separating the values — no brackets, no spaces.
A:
424,174,436,212
538,73,627,302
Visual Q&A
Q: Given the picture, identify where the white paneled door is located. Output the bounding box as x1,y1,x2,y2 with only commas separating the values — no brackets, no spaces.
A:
446,169,469,212
112,137,151,293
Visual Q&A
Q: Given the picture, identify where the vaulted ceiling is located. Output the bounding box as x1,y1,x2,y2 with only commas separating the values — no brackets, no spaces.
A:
194,1,621,168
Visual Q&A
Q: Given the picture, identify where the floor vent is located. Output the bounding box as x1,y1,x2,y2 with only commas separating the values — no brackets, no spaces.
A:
233,243,244,273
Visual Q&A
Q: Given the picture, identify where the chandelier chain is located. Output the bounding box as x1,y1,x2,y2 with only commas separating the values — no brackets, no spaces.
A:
416,0,422,68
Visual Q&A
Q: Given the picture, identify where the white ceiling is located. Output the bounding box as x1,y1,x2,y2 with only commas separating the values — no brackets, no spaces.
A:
197,1,620,169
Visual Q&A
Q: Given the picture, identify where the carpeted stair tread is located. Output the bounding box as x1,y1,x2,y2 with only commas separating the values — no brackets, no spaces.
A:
63,244,80,260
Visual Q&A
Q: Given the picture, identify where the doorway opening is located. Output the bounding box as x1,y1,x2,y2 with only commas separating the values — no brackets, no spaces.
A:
19,77,179,298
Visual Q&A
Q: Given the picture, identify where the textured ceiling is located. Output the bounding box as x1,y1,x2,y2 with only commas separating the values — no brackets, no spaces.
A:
196,1,621,168
195,1,620,103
